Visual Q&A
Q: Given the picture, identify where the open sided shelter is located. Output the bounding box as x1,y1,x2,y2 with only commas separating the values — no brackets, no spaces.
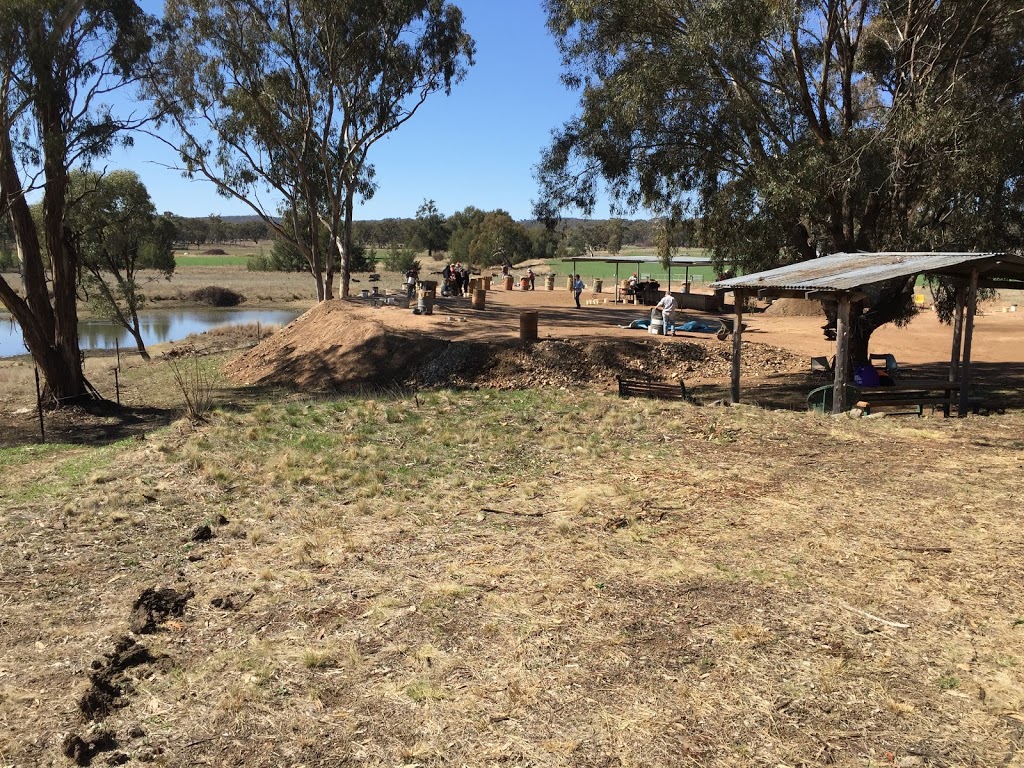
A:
711,252,1024,415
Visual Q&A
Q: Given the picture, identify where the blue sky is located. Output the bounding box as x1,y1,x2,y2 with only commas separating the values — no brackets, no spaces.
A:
111,1,606,222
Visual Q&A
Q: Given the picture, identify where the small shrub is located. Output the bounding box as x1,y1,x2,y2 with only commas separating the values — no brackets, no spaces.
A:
247,251,274,272
168,355,213,422
187,286,245,307
382,243,420,273
201,248,228,255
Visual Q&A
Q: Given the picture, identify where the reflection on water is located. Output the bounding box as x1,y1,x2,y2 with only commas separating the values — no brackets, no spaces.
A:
0,308,300,358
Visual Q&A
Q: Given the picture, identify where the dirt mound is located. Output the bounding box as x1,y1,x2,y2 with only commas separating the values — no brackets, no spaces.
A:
128,586,193,634
419,338,802,390
79,636,157,721
226,300,805,392
186,286,245,306
226,300,450,390
764,298,824,317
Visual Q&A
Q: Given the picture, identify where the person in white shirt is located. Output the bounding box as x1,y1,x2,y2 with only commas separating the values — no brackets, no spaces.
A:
654,291,678,335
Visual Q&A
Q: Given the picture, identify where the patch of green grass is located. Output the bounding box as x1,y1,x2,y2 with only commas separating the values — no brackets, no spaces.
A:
0,443,82,471
0,440,132,503
404,678,447,702
176,255,252,267
936,675,960,690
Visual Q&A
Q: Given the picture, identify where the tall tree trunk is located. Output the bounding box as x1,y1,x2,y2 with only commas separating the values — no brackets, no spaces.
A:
129,325,150,361
0,134,89,404
340,185,354,298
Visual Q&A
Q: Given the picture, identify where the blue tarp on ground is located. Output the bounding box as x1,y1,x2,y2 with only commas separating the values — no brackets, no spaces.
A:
618,318,720,333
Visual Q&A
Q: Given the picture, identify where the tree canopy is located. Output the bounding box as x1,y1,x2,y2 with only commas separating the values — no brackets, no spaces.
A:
67,169,175,360
538,0,1024,269
147,0,475,301
412,199,450,257
538,0,1024,362
0,0,154,402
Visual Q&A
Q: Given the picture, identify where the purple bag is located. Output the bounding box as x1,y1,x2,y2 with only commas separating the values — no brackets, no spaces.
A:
854,365,880,387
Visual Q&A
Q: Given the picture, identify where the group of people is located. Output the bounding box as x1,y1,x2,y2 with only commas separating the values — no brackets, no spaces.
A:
441,262,471,297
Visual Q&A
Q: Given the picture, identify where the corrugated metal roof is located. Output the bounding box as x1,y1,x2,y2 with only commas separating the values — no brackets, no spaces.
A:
710,252,1003,293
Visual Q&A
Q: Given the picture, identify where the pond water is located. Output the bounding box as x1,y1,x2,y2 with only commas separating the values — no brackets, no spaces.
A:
0,308,301,359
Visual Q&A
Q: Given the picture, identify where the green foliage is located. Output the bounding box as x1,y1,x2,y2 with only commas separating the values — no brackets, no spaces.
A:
66,169,175,358
0,0,156,398
411,199,450,257
540,0,1024,262
382,244,420,274
605,219,624,256
148,0,475,298
538,0,1024,352
470,212,532,266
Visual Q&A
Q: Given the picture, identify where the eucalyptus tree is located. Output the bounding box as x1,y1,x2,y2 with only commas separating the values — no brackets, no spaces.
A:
67,170,175,360
412,199,450,257
147,0,475,300
0,0,153,403
538,0,1024,362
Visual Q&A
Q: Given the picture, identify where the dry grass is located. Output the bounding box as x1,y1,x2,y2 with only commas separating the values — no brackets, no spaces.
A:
1,384,1023,767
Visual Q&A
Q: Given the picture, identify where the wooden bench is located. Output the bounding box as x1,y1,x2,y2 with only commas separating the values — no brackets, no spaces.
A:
852,380,969,417
617,376,689,401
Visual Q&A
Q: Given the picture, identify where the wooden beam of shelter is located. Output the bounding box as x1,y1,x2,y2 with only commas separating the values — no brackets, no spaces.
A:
731,289,744,404
958,269,979,417
949,285,965,383
832,293,852,414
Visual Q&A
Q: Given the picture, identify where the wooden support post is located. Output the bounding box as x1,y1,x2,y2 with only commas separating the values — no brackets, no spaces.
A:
832,293,852,414
958,269,979,417
949,285,965,383
730,289,744,404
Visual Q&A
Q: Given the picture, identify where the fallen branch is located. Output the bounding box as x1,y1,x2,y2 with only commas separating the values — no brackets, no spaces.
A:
837,600,911,629
888,545,953,554
480,507,545,518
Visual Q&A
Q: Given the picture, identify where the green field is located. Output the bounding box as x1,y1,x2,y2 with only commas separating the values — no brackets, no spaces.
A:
175,254,253,267
546,248,717,286
175,243,264,267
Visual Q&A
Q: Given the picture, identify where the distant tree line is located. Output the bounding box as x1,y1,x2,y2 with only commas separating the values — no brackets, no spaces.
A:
161,205,696,270
165,215,271,247
336,201,696,268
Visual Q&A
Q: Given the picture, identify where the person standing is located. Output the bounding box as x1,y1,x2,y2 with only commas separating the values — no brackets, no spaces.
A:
572,274,585,308
653,290,678,335
441,262,452,296
405,268,418,300
527,268,535,290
